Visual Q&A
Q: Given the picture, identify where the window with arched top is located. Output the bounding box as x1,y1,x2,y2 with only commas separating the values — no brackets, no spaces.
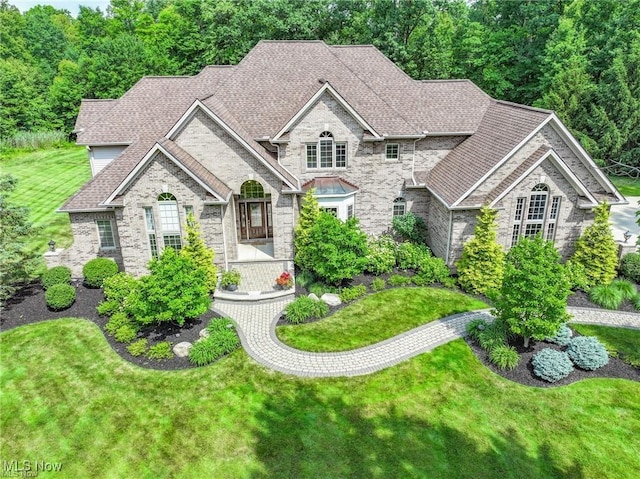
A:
393,197,406,217
157,192,182,251
511,184,562,246
306,131,347,169
240,180,265,199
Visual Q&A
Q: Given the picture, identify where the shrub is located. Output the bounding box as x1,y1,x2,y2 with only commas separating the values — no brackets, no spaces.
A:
611,278,637,301
147,341,173,360
489,345,520,370
392,212,427,244
83,258,118,288
388,274,412,287
396,242,431,270
105,311,132,336
456,205,505,295
563,260,589,292
531,349,574,383
308,282,337,297
189,318,240,366
114,324,138,343
619,252,640,283
220,269,241,288
364,235,396,275
41,266,71,290
466,318,488,341
371,277,386,292
566,336,609,370
546,324,573,346
45,284,76,310
570,203,618,289
633,293,640,311
97,299,120,316
303,212,369,285
477,321,508,352
127,339,148,357
180,213,218,293
295,270,315,289
589,284,623,310
339,284,367,303
285,296,329,324
128,248,210,326
102,272,138,304
294,189,321,271
413,256,450,285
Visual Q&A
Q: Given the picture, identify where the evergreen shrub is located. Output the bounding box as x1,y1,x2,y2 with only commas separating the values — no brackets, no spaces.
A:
619,252,640,283
532,349,574,383
83,258,118,288
127,339,148,357
41,266,71,290
147,341,173,359
566,336,609,370
45,283,76,310
545,323,573,346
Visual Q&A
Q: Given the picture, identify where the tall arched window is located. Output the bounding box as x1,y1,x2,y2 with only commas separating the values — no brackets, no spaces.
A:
524,184,548,238
306,131,347,169
158,192,182,251
511,184,562,246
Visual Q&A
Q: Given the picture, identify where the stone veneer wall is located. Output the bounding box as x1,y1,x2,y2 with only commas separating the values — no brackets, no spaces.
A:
56,211,124,277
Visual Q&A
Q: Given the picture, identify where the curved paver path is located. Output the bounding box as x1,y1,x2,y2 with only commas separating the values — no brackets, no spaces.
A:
215,299,640,378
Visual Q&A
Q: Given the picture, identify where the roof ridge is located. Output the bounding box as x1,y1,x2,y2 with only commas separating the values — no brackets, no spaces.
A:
495,99,553,115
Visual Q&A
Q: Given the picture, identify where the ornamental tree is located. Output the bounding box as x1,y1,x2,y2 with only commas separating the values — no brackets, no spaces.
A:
294,188,320,271
570,202,618,288
494,235,571,348
304,212,369,285
456,205,505,295
180,213,217,293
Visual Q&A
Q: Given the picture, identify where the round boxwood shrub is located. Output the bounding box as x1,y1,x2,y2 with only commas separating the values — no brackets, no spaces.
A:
83,258,119,288
45,283,76,310
546,323,573,346
619,252,640,283
566,336,609,370
532,348,574,383
41,266,71,290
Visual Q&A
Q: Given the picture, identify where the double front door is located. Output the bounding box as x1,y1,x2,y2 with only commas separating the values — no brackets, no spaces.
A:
237,200,273,241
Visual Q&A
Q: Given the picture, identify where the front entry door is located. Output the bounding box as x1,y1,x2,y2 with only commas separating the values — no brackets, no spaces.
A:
237,200,272,241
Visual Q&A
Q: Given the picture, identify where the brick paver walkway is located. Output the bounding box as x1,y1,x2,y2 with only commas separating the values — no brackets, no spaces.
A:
214,299,640,378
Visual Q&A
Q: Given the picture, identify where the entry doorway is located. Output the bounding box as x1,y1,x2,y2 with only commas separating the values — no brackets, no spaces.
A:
236,180,273,241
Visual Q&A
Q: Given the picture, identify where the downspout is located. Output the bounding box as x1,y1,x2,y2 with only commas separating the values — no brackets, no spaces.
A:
445,209,453,266
221,204,229,271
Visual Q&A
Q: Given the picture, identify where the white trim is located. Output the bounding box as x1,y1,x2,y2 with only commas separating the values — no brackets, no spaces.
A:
102,142,229,205
271,82,382,142
96,219,117,250
165,100,298,190
385,143,400,161
452,115,554,207
489,150,598,207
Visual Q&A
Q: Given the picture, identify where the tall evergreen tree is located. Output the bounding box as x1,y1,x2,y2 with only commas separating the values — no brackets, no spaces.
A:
294,188,320,271
180,213,217,293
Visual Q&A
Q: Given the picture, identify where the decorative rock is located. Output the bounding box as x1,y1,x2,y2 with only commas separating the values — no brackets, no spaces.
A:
173,342,193,358
199,328,210,339
308,293,319,301
320,293,341,306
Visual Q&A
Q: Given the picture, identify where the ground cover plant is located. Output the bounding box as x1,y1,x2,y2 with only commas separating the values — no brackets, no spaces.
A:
277,287,488,352
1,319,639,478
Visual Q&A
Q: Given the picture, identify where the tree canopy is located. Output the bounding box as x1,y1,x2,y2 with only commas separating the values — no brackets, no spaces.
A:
2,0,638,170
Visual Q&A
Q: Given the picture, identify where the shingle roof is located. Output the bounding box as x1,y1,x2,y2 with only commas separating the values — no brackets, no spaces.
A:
424,101,552,206
73,99,116,133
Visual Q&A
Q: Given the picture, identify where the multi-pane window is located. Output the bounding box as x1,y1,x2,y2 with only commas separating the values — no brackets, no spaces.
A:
347,204,354,219
240,180,265,199
306,131,347,169
323,207,338,216
511,224,521,247
158,192,182,251
386,143,399,160
546,196,561,241
144,207,158,259
393,198,406,217
546,223,556,241
524,184,548,238
524,223,543,238
512,185,561,244
96,220,116,249
514,197,525,221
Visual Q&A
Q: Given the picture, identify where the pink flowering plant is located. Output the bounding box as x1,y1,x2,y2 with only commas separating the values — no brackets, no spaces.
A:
276,271,294,289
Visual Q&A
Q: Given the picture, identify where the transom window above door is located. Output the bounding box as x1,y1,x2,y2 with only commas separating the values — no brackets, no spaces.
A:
306,131,347,169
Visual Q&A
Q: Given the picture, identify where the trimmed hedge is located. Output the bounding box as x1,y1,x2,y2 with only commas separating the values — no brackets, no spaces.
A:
42,266,71,290
45,283,76,310
546,324,573,346
532,349,574,383
566,336,609,370
83,258,118,288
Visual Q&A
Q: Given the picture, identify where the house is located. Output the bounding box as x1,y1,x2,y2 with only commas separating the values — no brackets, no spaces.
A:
57,40,625,277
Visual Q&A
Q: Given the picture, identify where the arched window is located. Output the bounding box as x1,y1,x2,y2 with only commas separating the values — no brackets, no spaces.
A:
306,131,347,169
240,180,265,199
157,192,182,251
511,184,562,246
393,197,406,217
524,184,548,237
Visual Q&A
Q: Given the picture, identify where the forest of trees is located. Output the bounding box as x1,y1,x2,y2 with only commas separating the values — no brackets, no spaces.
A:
1,0,638,170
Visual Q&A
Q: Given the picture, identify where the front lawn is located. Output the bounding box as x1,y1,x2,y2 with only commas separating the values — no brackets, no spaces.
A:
1,319,639,478
277,287,489,352
571,323,640,367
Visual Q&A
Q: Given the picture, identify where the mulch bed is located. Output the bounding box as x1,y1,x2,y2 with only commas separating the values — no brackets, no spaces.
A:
0,282,222,371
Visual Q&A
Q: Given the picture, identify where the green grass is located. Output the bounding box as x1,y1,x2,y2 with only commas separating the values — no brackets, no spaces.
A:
571,323,640,367
0,145,90,254
1,319,639,478
277,288,489,352
609,176,640,196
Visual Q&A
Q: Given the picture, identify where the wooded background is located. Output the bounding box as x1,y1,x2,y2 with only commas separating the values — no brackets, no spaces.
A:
1,0,638,171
